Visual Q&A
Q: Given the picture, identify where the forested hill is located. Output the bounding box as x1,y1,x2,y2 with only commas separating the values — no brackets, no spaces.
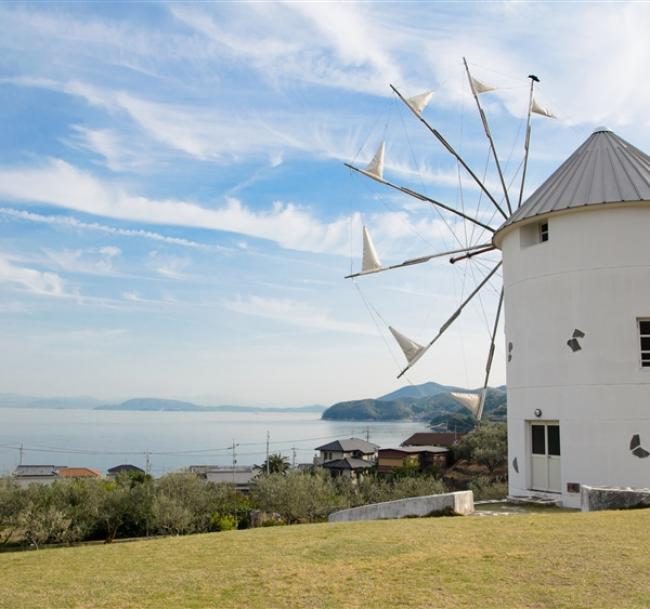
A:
321,383,506,431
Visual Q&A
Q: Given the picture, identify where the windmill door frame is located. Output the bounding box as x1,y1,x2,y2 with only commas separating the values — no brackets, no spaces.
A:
529,421,561,493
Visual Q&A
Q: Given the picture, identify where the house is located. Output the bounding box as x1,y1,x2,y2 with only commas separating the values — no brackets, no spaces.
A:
314,438,379,464
57,467,102,480
321,457,374,482
377,446,449,474
494,127,650,507
188,465,257,492
401,432,464,448
107,464,145,479
13,465,63,487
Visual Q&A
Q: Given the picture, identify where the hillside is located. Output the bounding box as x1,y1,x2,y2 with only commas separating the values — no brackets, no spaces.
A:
377,381,466,401
322,382,506,429
2,510,650,609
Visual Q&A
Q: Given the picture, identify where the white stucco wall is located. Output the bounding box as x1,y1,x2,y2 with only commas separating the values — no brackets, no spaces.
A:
497,203,650,508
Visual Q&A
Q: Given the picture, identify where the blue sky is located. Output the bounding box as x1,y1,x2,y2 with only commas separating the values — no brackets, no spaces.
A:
1,2,649,406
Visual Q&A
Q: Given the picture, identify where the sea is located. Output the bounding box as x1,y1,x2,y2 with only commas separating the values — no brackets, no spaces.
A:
0,408,429,476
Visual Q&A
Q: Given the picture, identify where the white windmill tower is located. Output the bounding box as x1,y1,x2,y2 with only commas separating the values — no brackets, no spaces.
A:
494,127,650,508
345,60,650,507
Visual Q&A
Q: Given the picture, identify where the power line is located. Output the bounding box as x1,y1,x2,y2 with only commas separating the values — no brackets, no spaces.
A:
0,431,359,459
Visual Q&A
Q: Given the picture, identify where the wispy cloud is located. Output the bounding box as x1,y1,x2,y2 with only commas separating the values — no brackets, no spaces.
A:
67,125,152,173
0,253,69,297
225,295,374,336
0,208,213,250
41,247,120,276
0,159,468,257
147,251,190,280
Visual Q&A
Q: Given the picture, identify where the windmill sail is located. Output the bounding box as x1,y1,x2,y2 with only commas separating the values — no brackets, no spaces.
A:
451,392,482,418
364,142,385,179
531,98,556,118
469,75,496,95
405,90,434,115
361,226,382,273
389,326,424,364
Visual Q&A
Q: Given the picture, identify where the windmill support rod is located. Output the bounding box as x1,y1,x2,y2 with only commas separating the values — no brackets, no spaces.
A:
518,75,539,209
462,57,512,215
345,242,493,279
344,163,495,233
397,261,502,378
390,84,508,221
449,245,496,264
477,287,504,420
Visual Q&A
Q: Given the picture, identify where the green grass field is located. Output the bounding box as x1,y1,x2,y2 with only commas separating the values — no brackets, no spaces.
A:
3,509,650,609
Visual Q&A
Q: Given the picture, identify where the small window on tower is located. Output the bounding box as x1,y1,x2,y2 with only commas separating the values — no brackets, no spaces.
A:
540,222,549,242
638,319,650,368
520,220,550,248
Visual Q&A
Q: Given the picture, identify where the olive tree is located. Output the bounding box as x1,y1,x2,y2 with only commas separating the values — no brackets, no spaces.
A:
251,470,341,523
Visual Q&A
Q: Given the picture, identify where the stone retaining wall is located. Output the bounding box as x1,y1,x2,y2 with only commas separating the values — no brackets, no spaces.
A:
580,485,650,511
328,490,474,523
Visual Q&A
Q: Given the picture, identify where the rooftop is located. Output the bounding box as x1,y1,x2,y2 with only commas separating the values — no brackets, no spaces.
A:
401,432,463,447
315,437,379,453
58,467,102,478
498,128,650,233
107,464,145,474
14,465,61,477
321,457,374,470
379,446,449,454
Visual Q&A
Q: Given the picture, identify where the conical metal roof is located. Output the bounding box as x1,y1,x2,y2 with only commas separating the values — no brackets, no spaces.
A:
500,128,650,230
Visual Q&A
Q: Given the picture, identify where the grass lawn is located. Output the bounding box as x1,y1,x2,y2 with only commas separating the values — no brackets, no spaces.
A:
3,509,650,609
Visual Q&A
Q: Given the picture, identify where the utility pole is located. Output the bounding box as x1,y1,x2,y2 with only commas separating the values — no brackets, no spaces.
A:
231,439,238,484
145,450,151,476
291,446,297,468
266,430,270,475
19,442,23,466
365,427,370,442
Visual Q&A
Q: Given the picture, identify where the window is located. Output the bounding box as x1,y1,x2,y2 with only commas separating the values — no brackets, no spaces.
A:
531,424,546,455
639,319,650,367
540,222,549,242
520,220,550,248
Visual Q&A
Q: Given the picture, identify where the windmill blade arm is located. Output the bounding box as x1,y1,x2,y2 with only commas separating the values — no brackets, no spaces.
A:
477,287,504,420
449,245,496,264
390,84,508,221
345,243,493,279
397,261,502,379
462,57,512,215
344,162,495,233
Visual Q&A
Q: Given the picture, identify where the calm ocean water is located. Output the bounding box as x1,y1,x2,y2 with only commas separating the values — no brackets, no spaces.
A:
0,408,428,476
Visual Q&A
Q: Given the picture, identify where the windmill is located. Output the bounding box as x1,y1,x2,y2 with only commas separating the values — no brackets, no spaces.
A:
344,58,555,422
347,59,650,508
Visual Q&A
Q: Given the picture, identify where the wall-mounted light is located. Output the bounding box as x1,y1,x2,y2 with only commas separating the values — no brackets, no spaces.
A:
534,409,542,418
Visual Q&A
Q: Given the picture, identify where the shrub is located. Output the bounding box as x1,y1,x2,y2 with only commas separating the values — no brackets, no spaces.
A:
454,422,507,472
468,476,508,500
251,470,342,523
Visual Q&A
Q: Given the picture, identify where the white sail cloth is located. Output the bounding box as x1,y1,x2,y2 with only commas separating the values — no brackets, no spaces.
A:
532,98,556,118
361,226,382,273
389,327,424,364
405,90,434,115
364,142,385,179
470,75,496,95
451,391,484,418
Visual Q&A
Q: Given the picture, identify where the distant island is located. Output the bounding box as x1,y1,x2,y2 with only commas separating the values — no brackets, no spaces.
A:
321,381,506,432
0,393,325,413
96,398,326,413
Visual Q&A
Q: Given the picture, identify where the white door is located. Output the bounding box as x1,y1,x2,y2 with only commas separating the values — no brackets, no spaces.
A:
530,422,561,493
